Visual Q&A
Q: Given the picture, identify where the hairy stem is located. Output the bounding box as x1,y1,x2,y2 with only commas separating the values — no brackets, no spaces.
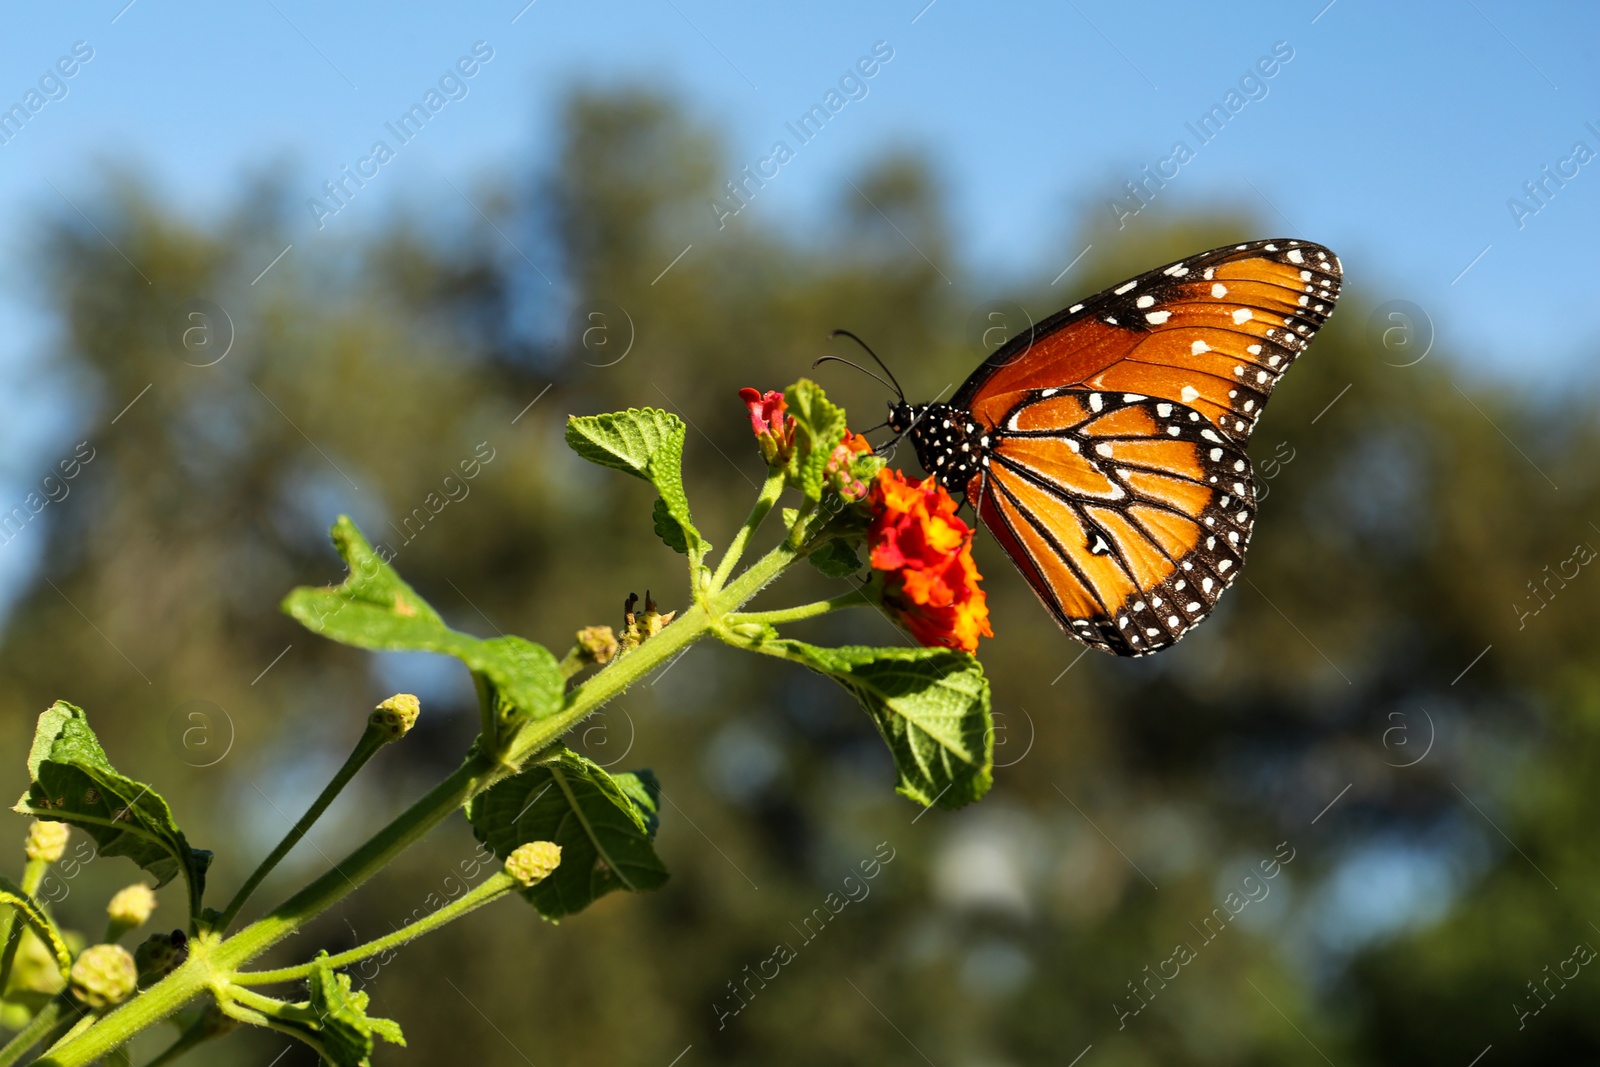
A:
710,469,787,591
216,724,389,934
0,996,69,1067
725,590,870,628
232,871,516,985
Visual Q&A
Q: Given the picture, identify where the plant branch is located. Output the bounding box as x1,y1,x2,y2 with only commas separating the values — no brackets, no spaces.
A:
0,995,69,1067
216,723,389,934
232,871,516,985
710,469,787,591
725,590,871,628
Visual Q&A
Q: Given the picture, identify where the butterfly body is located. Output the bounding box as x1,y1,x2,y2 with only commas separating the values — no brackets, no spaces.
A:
888,401,987,493
890,238,1342,657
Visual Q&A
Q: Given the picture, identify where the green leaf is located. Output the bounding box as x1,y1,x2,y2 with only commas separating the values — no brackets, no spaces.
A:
277,953,405,1066
784,379,848,501
652,498,688,554
568,408,707,557
808,537,863,578
14,702,212,907
467,747,668,921
564,407,682,479
0,875,72,980
776,641,992,808
283,518,563,725
644,419,708,557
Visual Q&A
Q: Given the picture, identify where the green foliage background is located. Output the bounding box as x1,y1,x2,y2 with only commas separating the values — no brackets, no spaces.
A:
2,89,1597,1064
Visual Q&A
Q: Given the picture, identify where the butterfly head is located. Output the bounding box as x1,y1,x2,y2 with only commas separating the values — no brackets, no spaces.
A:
885,400,919,438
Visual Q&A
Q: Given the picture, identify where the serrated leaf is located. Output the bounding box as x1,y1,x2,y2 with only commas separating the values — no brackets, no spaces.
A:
470,636,565,723
568,409,707,557
14,702,212,909
283,518,563,725
652,498,688,554
777,641,992,808
0,875,72,980
467,747,668,921
275,952,405,1067
564,407,682,479
808,537,863,578
784,379,847,501
644,421,707,556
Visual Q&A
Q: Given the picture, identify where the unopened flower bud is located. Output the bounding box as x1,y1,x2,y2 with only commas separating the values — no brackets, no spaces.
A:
576,626,619,666
134,929,189,988
70,944,137,1009
504,841,562,887
25,820,69,863
370,693,420,741
106,884,156,937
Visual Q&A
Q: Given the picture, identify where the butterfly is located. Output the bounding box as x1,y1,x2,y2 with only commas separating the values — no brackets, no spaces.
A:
860,239,1342,656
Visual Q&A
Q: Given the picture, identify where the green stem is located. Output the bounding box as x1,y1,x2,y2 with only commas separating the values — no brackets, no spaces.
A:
43,1013,96,1054
223,986,290,1017
710,469,786,591
35,953,209,1067
725,591,870,628
216,724,389,934
42,536,811,1067
213,755,502,976
0,996,68,1067
232,872,516,985
0,856,49,997
786,501,820,550
556,646,586,680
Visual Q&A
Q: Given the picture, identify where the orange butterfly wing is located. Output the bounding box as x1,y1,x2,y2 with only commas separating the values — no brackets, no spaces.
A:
958,239,1342,655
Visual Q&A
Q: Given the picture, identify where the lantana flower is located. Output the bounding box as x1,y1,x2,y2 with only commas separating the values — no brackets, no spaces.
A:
738,388,794,466
866,469,992,652
826,431,873,500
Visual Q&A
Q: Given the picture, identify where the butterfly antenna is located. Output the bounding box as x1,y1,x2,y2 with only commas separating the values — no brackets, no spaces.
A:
827,329,905,401
811,356,901,399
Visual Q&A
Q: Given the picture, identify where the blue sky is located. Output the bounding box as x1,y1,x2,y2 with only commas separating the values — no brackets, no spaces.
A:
0,0,1595,589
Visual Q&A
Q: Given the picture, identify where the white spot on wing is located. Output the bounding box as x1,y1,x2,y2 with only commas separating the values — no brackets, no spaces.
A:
1232,308,1253,324
1181,385,1199,402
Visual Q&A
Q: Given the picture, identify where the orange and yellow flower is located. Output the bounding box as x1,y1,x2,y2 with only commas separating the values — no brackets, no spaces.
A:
866,469,992,652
